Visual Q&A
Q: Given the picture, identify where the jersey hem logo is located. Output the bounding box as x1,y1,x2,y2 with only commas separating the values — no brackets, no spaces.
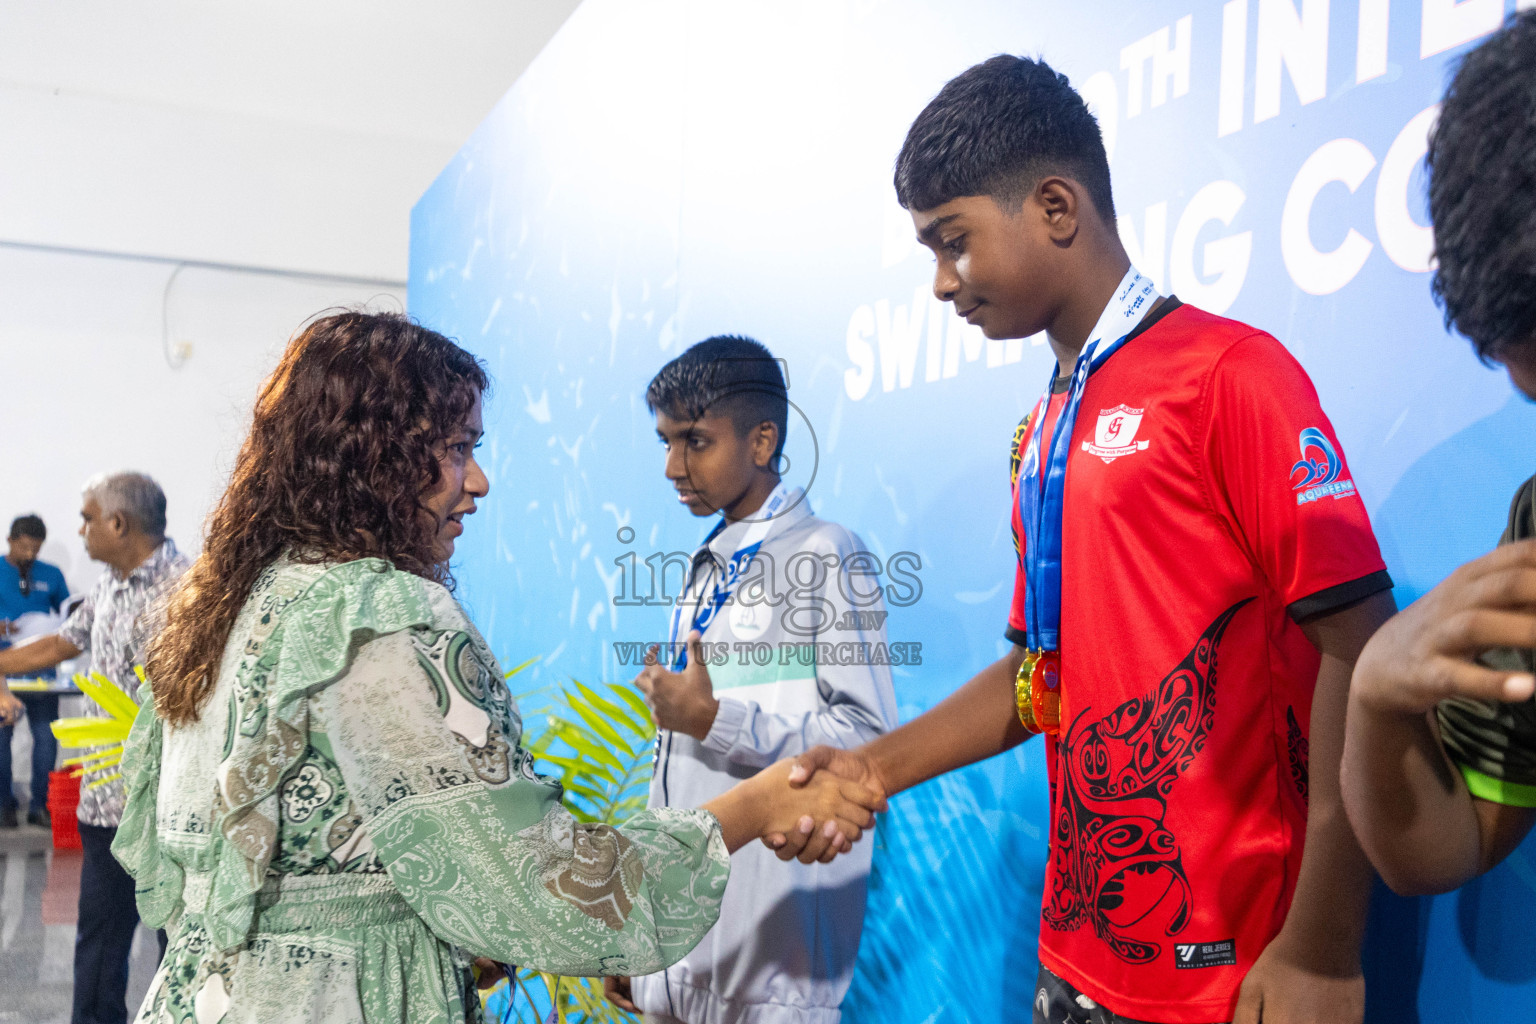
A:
1173,940,1238,969
1082,405,1150,463
1290,427,1356,505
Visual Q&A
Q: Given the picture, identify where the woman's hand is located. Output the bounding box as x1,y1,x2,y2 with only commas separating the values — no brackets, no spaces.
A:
757,756,883,861
762,745,892,862
703,756,882,861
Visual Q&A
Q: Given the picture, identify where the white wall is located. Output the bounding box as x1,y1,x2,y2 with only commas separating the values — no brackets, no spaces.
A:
0,0,580,594
0,244,405,596
0,0,581,280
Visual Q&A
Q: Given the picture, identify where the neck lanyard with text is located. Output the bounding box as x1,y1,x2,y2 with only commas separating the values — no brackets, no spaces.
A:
667,482,792,671
1015,269,1160,732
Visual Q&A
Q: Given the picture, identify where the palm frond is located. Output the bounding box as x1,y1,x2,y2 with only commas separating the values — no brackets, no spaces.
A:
504,656,539,681
570,680,650,740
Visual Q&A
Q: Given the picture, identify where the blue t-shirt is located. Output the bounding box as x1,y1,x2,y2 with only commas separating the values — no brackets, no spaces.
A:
0,557,70,680
0,557,68,622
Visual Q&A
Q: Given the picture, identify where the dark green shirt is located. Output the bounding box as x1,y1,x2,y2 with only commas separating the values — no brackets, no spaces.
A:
1437,476,1536,806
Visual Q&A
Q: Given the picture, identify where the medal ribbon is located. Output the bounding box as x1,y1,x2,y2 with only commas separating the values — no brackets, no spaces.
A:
1019,269,1160,653
667,482,792,670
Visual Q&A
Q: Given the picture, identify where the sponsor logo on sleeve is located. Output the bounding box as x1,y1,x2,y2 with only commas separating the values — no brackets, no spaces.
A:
1290,427,1356,505
1082,405,1151,463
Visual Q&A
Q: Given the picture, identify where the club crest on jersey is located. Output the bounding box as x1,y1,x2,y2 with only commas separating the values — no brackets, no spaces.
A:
1290,427,1356,504
1082,405,1150,463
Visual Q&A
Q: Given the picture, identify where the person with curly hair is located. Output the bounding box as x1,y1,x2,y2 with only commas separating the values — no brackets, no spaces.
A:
1343,11,1536,895
112,311,881,1024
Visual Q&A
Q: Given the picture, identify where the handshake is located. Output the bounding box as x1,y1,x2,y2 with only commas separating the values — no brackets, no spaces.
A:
603,746,890,1014
632,632,890,863
718,747,890,864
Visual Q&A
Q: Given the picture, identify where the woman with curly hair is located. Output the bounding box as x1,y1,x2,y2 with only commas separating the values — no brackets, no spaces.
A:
112,311,878,1024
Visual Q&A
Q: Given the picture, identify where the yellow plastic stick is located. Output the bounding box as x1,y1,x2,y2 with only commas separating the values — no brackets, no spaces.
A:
49,670,141,780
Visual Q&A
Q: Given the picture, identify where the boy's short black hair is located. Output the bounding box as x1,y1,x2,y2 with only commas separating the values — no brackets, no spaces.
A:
8,514,45,541
894,54,1115,223
646,336,789,459
1428,11,1536,363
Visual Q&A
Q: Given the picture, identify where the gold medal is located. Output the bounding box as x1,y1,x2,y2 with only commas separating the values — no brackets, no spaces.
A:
1030,651,1061,737
1015,649,1062,737
1015,649,1042,733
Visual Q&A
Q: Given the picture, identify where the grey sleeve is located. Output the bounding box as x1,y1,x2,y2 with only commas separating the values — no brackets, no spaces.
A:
57,586,95,653
700,528,899,768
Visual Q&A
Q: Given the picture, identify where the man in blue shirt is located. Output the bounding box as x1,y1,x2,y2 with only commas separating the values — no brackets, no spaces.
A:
0,514,70,828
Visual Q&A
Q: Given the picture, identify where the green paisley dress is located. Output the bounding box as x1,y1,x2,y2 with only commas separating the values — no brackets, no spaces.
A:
112,557,729,1023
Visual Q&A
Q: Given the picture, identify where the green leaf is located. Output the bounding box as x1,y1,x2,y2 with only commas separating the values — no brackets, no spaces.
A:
609,798,651,820
568,698,632,756
612,684,654,729
64,746,125,768
574,680,650,740
539,713,581,735
534,754,618,787
502,656,539,681
553,725,627,774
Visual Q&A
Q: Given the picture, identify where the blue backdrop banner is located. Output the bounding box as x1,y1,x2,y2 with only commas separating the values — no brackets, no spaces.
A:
409,2,1536,1020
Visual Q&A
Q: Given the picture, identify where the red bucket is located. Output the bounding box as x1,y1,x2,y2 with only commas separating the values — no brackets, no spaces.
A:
46,769,81,850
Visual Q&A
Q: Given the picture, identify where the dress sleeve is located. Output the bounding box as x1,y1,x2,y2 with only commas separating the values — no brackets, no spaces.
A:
1437,476,1536,807
111,694,185,930
312,628,729,977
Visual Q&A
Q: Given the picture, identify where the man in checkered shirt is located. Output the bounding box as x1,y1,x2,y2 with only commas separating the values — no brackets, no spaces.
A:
0,472,187,1024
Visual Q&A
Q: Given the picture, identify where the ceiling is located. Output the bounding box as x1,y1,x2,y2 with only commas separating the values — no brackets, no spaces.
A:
0,0,583,280
0,0,581,146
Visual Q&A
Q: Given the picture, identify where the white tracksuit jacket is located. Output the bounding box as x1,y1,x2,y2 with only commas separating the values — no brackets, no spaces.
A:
633,489,900,1024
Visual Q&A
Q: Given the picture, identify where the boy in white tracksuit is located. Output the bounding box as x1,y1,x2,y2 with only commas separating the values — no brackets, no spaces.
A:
608,335,898,1024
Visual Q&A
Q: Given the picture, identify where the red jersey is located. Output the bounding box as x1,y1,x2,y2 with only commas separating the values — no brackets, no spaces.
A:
1006,300,1389,1022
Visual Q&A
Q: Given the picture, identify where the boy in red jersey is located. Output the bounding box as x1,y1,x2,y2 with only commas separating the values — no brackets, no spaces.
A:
771,56,1395,1024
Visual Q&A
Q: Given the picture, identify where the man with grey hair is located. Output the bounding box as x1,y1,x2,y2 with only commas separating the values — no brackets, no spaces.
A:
0,471,188,1024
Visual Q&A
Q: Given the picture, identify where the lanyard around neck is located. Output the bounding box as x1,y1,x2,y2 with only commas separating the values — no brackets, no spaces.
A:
667,482,793,670
1018,269,1160,652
